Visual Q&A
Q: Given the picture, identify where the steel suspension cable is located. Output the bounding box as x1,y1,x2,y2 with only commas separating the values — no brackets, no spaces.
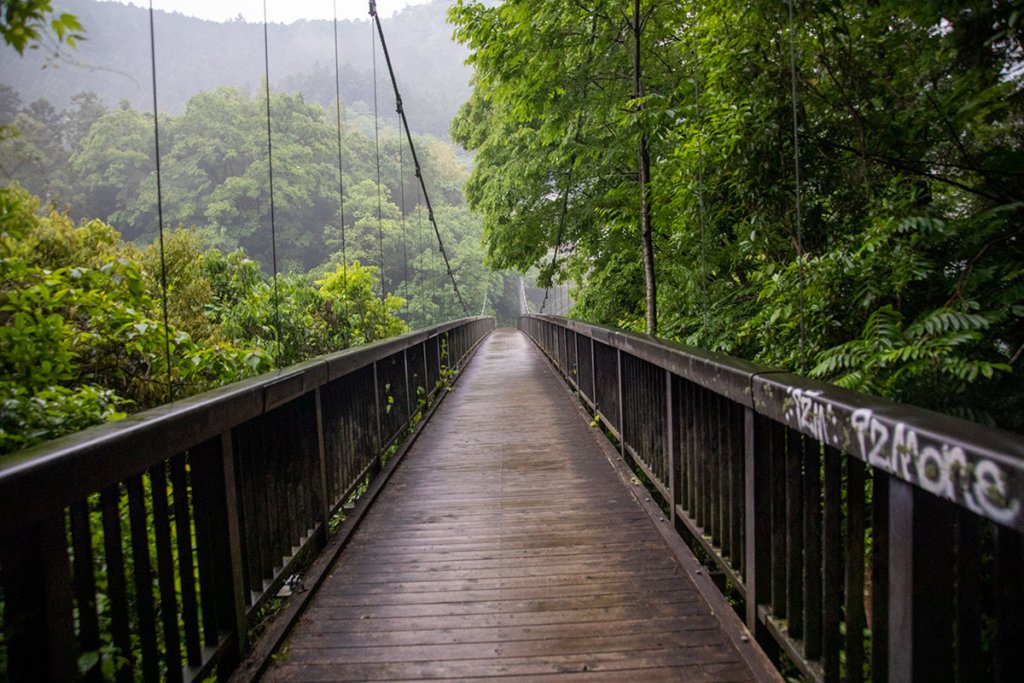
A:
371,18,386,300
262,0,282,365
691,0,710,349
147,0,173,400
369,0,469,316
787,0,808,373
332,0,350,338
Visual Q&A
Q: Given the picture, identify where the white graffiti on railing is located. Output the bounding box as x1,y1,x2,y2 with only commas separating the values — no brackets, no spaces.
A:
851,408,1020,525
783,388,841,446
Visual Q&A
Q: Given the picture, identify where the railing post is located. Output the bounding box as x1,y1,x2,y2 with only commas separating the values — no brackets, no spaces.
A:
314,387,330,541
888,477,913,683
745,409,771,640
0,511,76,682
220,430,249,657
888,478,955,683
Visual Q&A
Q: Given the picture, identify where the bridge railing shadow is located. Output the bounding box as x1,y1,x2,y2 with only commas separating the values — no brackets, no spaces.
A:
520,314,1024,683
0,317,495,683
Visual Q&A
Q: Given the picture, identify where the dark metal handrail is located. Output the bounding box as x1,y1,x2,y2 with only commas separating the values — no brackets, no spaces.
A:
520,313,1024,683
0,317,495,682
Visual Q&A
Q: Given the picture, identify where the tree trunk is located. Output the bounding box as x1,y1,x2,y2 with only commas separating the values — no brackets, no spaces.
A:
633,0,657,336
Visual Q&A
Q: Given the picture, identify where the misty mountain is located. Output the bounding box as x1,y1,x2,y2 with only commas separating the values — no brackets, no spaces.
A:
0,0,471,139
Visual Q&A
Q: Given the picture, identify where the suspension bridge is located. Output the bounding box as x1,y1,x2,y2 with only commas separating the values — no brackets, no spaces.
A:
2,314,1023,683
2,2,1024,683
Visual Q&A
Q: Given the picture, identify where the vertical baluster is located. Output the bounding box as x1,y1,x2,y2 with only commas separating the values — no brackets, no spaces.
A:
719,396,730,560
653,364,661,484
700,387,708,532
101,486,134,682
70,500,102,683
191,440,222,647
170,455,202,666
953,510,982,683
422,339,430,407
803,437,823,661
786,429,804,639
574,331,580,392
126,473,160,682
274,410,295,559
273,410,291,563
403,348,412,428
888,478,914,683
730,403,744,573
745,411,772,636
871,471,890,683
666,370,678,524
234,426,260,601
695,386,705,530
686,380,697,517
149,462,183,683
299,398,316,539
913,489,955,683
372,360,383,473
823,446,843,681
590,337,596,411
315,387,331,540
616,348,624,452
709,391,720,547
994,526,1023,683
716,393,726,551
845,457,866,683
621,355,630,453
219,431,249,659
770,423,787,619
254,420,275,580
678,378,689,514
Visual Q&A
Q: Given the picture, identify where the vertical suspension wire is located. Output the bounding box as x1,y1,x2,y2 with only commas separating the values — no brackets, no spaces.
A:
262,0,282,365
415,173,427,324
147,0,173,400
332,0,350,339
398,110,409,288
371,18,386,301
787,0,808,373
691,0,710,349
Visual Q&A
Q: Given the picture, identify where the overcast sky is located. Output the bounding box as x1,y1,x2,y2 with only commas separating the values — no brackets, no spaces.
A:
99,0,434,24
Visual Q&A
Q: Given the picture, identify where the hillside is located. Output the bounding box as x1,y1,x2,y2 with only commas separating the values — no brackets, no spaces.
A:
0,0,471,138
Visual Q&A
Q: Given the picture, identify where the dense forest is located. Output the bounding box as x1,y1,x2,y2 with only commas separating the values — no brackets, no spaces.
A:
0,1,519,456
450,0,1024,433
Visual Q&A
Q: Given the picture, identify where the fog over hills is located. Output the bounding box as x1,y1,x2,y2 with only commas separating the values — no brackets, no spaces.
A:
1,0,471,138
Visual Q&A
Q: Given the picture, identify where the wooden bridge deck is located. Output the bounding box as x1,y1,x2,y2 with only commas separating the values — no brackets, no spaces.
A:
264,328,774,682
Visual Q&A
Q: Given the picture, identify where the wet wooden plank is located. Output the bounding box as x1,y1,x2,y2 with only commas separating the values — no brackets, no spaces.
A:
265,329,767,682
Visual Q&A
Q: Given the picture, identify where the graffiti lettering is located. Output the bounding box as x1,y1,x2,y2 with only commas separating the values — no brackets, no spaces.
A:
783,388,839,445
850,408,1020,525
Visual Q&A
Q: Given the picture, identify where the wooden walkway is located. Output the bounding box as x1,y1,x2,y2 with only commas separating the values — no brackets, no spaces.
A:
264,329,775,682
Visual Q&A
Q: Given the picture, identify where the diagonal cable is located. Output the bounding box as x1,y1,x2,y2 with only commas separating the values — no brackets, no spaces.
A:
369,0,469,316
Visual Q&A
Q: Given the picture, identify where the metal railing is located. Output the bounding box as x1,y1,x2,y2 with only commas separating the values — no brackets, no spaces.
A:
0,317,494,683
519,314,1024,683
